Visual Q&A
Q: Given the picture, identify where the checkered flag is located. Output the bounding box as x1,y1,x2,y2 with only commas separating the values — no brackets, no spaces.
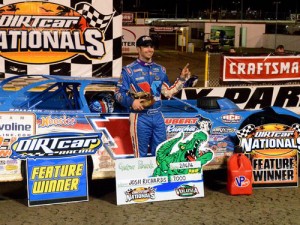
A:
292,123,300,134
236,124,256,138
76,2,115,32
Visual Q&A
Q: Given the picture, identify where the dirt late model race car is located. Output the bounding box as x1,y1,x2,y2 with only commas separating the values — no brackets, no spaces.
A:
1,75,300,182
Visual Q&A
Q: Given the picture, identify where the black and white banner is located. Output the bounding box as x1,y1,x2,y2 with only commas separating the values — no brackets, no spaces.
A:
180,85,300,114
0,0,122,78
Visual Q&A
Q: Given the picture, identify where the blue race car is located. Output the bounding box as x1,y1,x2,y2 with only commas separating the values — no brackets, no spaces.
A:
0,75,299,181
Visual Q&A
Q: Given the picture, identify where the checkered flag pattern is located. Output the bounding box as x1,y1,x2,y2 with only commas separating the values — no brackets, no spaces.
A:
12,152,49,159
236,124,256,138
291,123,300,134
0,0,122,78
76,3,114,32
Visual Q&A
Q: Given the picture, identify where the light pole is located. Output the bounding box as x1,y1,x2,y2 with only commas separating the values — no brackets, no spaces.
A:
239,0,243,48
210,0,213,22
274,1,281,48
186,0,190,19
240,0,243,20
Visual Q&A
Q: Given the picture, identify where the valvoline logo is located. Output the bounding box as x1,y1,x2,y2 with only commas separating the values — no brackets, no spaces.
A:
234,176,250,187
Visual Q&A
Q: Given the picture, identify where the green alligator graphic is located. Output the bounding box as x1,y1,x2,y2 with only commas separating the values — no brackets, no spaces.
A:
153,131,213,179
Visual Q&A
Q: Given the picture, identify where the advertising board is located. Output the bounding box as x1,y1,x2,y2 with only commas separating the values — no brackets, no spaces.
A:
122,26,150,53
0,0,122,78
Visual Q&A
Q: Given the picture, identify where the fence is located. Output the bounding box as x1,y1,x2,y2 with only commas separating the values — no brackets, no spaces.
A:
206,52,300,87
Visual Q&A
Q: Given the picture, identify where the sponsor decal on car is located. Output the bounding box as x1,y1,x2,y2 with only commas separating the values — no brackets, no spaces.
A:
39,115,77,128
165,118,199,135
10,132,102,158
222,113,241,123
212,126,236,134
0,113,36,158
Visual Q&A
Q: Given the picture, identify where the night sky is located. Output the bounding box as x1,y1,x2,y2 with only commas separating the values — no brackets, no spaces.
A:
123,0,299,19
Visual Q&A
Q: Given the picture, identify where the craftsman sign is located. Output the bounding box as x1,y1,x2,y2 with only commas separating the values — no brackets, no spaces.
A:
181,85,300,114
222,56,300,82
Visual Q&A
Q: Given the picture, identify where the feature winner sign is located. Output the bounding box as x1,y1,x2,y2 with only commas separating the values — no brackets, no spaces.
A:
0,0,122,78
27,156,88,206
222,56,300,82
237,123,299,188
115,131,214,205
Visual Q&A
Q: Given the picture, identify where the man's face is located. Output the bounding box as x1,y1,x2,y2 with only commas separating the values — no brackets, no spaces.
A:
276,48,284,53
137,45,154,62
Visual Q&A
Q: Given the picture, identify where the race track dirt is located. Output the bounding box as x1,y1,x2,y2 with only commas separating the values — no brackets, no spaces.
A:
1,170,299,225
0,49,300,225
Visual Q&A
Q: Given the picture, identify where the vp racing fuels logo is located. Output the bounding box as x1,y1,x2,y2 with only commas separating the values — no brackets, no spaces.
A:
10,132,102,158
0,2,115,63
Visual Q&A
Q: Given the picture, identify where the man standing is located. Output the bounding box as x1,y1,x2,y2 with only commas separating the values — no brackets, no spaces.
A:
115,35,190,157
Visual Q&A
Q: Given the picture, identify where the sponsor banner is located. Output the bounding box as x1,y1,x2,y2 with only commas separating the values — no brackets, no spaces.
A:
0,158,21,181
27,156,88,207
122,26,150,53
122,12,134,23
222,56,300,82
153,27,174,32
237,123,299,188
115,131,214,205
0,0,122,78
181,85,300,114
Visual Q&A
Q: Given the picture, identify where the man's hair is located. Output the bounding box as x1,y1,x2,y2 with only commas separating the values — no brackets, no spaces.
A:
276,45,284,50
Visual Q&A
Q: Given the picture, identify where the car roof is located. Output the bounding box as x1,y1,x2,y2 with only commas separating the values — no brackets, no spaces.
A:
0,74,119,90
1,74,118,84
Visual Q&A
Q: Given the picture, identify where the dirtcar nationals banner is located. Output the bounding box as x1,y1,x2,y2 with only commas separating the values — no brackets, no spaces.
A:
222,56,300,82
237,123,299,188
0,0,122,78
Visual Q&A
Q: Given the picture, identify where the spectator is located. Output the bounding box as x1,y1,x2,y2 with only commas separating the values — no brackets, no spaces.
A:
229,47,236,54
275,45,285,55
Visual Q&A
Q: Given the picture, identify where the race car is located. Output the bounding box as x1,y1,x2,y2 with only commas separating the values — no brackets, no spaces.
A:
0,75,300,182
